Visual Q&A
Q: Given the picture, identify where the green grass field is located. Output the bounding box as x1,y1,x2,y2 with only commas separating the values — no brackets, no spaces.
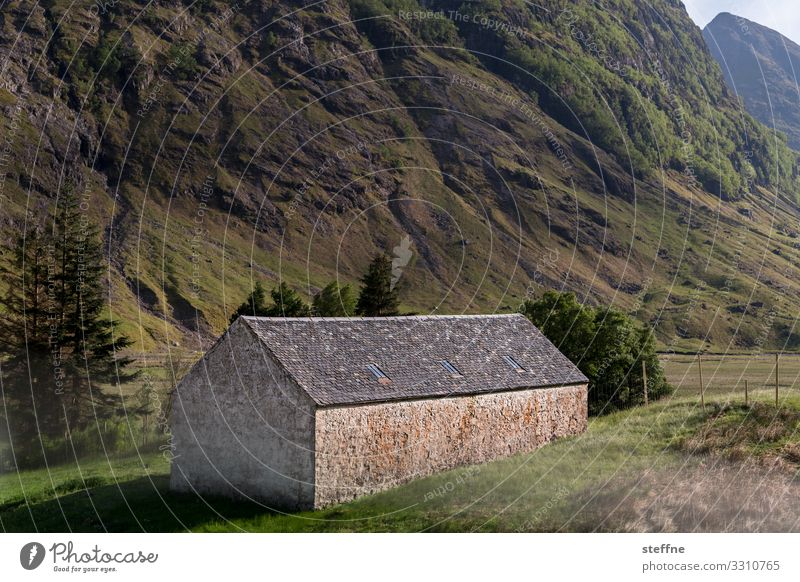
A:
4,386,800,532
663,353,800,400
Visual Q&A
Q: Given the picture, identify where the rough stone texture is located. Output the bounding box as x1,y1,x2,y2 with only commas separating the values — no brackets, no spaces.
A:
170,319,317,510
313,384,588,508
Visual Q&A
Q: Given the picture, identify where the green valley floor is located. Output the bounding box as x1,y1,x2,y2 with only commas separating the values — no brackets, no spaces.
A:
3,391,800,533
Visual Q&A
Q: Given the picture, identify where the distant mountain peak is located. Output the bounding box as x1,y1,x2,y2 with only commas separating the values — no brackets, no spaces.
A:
711,12,740,22
704,13,800,149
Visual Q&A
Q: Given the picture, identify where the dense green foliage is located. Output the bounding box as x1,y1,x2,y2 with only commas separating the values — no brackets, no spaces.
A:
229,282,311,323
356,254,401,317
231,257,403,321
231,262,400,321
522,291,671,415
268,282,312,317
0,188,136,465
313,282,357,317
228,282,270,323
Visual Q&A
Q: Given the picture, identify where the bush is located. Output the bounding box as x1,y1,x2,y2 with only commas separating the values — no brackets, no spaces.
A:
522,291,672,415
91,33,142,84
166,43,199,81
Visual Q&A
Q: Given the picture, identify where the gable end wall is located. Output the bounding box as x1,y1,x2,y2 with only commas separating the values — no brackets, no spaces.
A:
170,319,317,509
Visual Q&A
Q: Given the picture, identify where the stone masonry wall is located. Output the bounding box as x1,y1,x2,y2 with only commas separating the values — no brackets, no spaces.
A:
170,319,317,510
313,384,587,508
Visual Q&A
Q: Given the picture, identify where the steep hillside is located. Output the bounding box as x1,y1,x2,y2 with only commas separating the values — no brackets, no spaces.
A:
704,12,800,150
2,0,800,354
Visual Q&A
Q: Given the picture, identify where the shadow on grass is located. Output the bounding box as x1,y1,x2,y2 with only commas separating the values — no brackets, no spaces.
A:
1,476,275,532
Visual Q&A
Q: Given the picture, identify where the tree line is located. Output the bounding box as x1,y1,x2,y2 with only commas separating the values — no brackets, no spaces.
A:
232,260,672,415
229,253,402,322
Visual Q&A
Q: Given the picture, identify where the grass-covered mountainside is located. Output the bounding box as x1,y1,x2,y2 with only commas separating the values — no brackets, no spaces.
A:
704,12,800,150
2,0,800,353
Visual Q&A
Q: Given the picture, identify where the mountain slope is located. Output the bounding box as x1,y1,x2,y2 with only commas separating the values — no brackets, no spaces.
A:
1,0,800,354
704,12,800,149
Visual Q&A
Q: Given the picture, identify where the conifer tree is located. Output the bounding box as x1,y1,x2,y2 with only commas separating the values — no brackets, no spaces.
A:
50,186,136,430
0,229,59,443
0,185,136,447
312,282,356,316
229,281,311,322
229,281,271,323
266,282,310,317
356,254,400,317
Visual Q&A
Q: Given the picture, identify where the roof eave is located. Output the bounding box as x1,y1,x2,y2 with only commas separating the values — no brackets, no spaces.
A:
315,380,589,409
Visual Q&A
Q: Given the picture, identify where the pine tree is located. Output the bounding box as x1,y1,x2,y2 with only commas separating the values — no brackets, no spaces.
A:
356,254,400,316
0,229,60,443
266,282,310,317
0,186,136,450
229,281,271,324
229,281,311,322
53,187,136,430
312,282,356,316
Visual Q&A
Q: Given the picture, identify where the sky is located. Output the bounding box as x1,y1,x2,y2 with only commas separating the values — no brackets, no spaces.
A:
682,0,800,45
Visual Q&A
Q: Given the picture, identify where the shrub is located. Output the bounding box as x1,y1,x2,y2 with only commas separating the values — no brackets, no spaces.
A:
522,291,672,415
166,43,199,81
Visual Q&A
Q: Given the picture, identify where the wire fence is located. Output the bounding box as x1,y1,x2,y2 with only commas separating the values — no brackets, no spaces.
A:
660,353,800,406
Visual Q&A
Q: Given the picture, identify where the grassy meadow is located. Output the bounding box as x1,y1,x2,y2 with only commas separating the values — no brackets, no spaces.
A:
662,353,800,400
4,378,800,532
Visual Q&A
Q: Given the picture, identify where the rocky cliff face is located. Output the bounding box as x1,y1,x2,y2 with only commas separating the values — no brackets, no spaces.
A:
705,12,800,150
2,0,800,352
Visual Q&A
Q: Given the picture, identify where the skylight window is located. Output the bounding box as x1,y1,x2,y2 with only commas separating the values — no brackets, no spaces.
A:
503,355,525,372
367,363,388,380
440,360,462,376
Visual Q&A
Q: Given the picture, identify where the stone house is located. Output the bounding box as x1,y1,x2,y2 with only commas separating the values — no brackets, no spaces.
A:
170,314,588,509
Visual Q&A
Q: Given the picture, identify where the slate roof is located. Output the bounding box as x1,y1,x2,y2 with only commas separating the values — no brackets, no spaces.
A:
239,314,588,407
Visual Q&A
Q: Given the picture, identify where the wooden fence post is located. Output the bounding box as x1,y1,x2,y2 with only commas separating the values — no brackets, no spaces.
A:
775,352,779,407
698,353,705,411
642,360,648,406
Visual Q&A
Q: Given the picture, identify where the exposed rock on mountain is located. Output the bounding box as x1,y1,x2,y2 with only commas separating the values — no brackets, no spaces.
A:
705,12,800,149
2,0,800,352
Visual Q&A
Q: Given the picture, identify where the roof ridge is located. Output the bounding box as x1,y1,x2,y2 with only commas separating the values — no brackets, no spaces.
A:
239,313,525,322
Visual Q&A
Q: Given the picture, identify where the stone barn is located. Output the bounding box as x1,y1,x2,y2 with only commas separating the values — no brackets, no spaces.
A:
170,314,588,509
